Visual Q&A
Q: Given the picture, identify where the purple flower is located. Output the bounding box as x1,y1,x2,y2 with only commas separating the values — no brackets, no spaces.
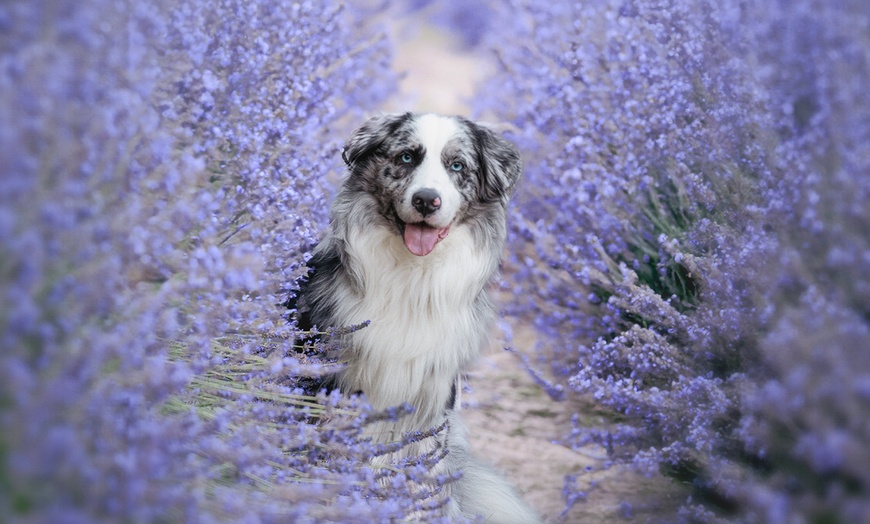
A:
0,0,461,521
469,0,870,520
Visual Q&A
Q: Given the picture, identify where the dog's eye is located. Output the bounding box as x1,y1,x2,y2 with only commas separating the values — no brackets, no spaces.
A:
450,162,464,172
400,152,413,164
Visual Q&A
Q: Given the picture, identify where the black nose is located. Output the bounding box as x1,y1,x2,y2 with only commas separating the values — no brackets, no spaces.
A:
412,188,442,217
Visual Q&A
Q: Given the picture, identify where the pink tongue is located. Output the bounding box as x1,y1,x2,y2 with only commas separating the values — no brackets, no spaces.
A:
403,223,449,256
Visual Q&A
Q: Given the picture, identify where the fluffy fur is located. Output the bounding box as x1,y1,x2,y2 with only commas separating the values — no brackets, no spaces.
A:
291,113,540,523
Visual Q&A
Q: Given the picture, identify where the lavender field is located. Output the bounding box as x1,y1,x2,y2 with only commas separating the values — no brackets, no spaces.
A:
3,0,869,522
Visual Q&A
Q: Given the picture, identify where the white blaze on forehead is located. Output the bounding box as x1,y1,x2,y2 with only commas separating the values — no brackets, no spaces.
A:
414,113,462,151
402,114,464,231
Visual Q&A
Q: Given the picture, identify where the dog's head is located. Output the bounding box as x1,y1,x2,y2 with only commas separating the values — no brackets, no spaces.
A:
341,112,521,256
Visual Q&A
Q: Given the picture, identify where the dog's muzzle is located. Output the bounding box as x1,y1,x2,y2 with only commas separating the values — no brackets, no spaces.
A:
399,188,452,257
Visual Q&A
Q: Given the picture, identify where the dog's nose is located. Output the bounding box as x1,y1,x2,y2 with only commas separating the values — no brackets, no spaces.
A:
412,188,441,217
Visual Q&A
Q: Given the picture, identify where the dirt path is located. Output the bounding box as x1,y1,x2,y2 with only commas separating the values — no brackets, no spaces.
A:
463,326,680,523
385,24,492,115
383,20,678,523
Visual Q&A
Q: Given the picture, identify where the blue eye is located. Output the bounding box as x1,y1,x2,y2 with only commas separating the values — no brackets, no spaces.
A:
450,162,464,172
400,152,413,164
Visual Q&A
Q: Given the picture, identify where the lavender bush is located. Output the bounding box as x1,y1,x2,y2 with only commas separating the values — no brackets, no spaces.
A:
402,1,494,48
470,0,870,521
1,0,461,521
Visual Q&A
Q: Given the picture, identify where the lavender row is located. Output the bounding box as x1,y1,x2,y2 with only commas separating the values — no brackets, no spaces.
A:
1,1,460,521
468,0,870,521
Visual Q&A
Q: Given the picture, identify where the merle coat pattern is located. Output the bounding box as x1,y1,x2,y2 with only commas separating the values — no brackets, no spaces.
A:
291,113,539,523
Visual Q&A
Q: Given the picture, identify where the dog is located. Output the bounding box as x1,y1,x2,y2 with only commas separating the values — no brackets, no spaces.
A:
290,112,540,523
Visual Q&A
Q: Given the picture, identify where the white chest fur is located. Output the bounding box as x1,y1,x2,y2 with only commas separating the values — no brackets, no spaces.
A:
334,223,496,429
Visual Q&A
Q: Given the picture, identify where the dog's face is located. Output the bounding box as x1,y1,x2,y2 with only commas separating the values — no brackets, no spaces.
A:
341,113,521,256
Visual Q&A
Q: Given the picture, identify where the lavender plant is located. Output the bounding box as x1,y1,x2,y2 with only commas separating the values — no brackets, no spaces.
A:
1,0,459,521
472,0,870,521
402,0,494,48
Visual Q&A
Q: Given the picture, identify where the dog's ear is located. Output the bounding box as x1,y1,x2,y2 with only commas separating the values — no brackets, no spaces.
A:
342,112,413,169
469,122,523,202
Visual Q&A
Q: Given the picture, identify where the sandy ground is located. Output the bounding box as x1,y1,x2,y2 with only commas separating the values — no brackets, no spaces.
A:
462,326,682,523
385,24,492,115
382,21,681,523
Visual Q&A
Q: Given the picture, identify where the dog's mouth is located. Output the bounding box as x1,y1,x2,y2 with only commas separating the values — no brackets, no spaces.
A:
397,219,452,257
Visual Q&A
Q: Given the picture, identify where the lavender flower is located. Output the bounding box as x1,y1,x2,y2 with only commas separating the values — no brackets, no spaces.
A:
1,0,461,521
403,1,494,48
470,0,870,520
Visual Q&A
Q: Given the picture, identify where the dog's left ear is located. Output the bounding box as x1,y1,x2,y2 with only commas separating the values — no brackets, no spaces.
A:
469,122,523,202
342,112,413,169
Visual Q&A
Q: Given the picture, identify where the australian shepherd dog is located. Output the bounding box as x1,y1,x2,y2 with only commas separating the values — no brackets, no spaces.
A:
291,112,540,523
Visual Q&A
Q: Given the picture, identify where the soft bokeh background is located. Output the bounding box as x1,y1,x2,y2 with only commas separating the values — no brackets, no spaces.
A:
3,1,869,523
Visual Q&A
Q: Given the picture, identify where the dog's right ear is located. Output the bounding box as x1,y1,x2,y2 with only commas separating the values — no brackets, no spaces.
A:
342,112,414,169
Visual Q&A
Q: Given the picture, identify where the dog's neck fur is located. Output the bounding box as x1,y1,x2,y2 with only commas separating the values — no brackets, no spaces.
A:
331,217,498,438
